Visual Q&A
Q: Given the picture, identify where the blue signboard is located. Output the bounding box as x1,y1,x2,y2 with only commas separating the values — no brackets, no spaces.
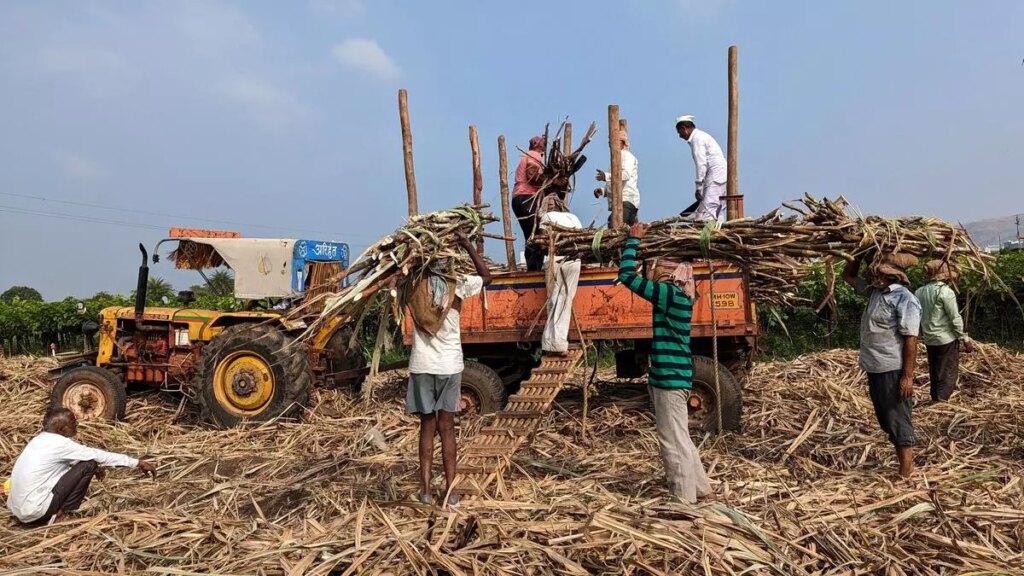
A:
292,240,350,293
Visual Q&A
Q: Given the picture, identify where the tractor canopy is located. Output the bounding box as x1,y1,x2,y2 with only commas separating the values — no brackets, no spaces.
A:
154,233,349,300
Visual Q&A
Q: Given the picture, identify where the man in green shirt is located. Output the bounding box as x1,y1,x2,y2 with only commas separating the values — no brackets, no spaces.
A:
618,222,711,503
914,260,974,401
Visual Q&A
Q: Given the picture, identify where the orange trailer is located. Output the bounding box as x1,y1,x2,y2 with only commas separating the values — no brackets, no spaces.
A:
404,262,757,431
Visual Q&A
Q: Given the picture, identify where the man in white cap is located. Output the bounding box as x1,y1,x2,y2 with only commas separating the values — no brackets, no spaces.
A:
675,116,727,222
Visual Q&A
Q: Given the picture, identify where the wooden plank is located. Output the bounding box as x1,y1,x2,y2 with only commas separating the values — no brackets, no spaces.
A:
398,89,418,216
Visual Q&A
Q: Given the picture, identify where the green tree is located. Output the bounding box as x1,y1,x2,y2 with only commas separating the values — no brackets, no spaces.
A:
145,277,176,305
1,286,43,303
204,269,235,297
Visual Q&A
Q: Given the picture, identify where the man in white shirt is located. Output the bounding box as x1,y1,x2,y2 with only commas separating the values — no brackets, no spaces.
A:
405,231,492,506
594,131,640,226
7,408,156,525
676,115,727,222
539,203,583,354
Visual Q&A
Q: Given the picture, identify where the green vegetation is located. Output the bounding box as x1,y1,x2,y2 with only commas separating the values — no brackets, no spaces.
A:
1,286,43,304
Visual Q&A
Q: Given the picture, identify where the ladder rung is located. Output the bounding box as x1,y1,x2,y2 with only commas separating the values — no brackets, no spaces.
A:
506,393,556,403
478,426,525,436
493,410,545,419
457,465,489,475
517,381,566,389
465,444,518,456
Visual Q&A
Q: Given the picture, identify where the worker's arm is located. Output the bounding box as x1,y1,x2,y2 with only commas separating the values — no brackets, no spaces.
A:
691,135,707,190
55,435,153,476
842,255,863,288
457,231,492,286
899,335,918,399
617,223,670,312
940,285,968,342
897,293,922,399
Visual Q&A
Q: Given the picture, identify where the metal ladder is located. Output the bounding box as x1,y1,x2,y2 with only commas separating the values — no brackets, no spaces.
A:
452,346,584,499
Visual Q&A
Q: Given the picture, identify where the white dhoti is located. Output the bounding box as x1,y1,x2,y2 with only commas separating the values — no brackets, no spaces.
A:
693,181,726,222
648,385,712,503
541,259,581,353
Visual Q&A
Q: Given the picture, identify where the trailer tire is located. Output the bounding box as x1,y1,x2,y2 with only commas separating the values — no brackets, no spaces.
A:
50,366,127,421
325,325,366,390
194,324,312,428
689,355,742,433
460,360,507,416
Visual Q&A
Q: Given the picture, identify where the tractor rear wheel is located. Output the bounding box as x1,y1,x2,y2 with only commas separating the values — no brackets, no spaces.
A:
194,324,312,428
688,355,742,433
50,366,127,421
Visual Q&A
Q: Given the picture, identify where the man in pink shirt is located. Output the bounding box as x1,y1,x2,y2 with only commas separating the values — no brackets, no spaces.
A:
510,135,546,271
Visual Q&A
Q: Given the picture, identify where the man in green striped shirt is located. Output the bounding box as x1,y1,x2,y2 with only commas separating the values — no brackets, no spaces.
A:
619,222,711,503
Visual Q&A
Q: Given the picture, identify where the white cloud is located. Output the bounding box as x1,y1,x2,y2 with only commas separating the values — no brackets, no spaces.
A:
57,154,107,182
174,2,260,55
331,38,400,81
215,76,308,129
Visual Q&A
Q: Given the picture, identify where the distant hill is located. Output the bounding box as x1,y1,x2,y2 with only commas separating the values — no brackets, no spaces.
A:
962,214,1023,250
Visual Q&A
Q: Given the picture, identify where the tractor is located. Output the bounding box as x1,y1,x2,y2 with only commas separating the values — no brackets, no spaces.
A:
49,229,365,428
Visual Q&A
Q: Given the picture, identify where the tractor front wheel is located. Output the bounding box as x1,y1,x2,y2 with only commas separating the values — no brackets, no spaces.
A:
50,366,127,421
194,325,312,428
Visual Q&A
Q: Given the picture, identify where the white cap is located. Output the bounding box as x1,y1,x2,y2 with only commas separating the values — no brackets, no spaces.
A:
675,115,695,124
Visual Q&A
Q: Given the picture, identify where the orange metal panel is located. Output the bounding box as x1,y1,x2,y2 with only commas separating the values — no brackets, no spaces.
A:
402,263,758,345
169,227,241,239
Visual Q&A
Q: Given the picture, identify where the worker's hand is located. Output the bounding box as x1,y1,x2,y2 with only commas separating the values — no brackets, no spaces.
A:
898,375,914,400
963,338,976,353
694,188,703,201
629,222,648,239
137,460,157,479
595,169,607,182
593,187,604,198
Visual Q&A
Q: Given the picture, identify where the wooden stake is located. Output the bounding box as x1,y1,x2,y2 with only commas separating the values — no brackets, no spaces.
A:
727,46,741,220
563,122,572,155
470,125,484,252
399,89,418,217
608,105,623,228
498,135,516,271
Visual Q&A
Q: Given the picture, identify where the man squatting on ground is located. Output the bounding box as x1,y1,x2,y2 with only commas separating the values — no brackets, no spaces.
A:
619,222,711,502
594,130,640,226
405,231,492,506
915,260,974,402
511,135,547,271
7,408,156,525
843,252,922,478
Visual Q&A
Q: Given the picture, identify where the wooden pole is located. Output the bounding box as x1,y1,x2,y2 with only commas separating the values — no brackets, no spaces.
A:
498,136,516,271
726,45,741,220
469,125,484,252
563,122,572,155
608,105,623,228
398,89,418,217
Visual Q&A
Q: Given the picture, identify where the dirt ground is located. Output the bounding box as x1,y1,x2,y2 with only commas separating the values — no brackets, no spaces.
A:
1,346,1022,575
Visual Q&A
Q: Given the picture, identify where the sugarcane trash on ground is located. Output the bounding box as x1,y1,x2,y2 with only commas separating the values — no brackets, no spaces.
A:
1,346,1022,574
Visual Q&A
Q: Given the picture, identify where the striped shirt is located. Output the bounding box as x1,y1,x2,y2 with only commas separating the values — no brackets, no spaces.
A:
618,237,694,389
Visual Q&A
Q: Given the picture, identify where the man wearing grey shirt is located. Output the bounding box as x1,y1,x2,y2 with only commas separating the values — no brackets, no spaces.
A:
843,252,922,478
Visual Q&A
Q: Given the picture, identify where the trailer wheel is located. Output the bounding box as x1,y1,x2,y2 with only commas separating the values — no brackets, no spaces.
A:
50,366,127,421
460,361,507,415
325,325,366,390
688,355,742,433
194,324,312,428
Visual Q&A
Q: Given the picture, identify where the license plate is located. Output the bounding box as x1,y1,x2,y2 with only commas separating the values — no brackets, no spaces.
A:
712,292,740,309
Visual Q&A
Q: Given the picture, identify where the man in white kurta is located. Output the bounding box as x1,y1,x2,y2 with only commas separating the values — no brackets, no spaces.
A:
538,210,583,353
594,132,640,226
676,115,727,222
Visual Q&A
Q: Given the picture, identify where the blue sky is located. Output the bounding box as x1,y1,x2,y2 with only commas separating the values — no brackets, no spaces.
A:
1,0,1022,300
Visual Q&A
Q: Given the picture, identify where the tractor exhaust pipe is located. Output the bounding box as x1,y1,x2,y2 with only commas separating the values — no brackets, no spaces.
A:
135,243,149,317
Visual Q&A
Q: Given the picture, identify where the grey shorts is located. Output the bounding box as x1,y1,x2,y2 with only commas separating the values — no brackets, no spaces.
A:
867,370,917,447
406,373,462,414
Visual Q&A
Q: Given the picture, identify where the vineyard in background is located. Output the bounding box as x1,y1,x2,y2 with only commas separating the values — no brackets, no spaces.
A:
3,253,1022,358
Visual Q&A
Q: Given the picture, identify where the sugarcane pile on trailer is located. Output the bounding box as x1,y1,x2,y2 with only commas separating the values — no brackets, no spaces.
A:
538,194,995,307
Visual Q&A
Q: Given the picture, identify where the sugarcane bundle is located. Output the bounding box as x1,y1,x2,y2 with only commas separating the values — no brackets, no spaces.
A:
289,205,498,372
535,194,994,307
